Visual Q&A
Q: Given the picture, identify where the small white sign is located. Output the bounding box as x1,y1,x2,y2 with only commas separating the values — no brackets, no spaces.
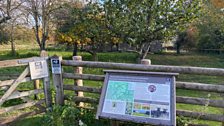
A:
51,59,61,74
29,60,49,80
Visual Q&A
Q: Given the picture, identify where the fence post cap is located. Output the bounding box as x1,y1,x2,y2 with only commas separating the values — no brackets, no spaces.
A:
141,59,151,65
40,50,48,57
73,56,82,61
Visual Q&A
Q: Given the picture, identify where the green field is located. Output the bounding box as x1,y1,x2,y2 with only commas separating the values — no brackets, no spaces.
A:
0,48,224,126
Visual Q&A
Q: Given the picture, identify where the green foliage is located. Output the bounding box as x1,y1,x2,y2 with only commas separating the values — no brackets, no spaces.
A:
176,116,190,126
42,105,81,126
196,0,224,49
104,0,202,49
175,31,197,54
42,105,109,126
56,2,112,56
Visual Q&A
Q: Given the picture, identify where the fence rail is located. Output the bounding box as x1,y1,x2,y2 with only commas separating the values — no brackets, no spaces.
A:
62,60,224,76
63,73,224,93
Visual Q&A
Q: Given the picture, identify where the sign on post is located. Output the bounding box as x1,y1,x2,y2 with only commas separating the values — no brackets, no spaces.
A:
29,60,49,80
96,70,178,126
51,58,62,74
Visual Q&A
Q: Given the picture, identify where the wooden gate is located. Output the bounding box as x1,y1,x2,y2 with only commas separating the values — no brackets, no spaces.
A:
0,57,51,125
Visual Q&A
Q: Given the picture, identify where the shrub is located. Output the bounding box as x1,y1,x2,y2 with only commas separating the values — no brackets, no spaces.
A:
42,105,109,126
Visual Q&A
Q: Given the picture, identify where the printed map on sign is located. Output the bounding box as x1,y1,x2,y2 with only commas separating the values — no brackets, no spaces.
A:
105,81,134,102
102,76,171,120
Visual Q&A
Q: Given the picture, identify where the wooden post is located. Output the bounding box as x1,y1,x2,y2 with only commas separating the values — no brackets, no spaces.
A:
33,80,40,99
51,56,64,105
141,59,151,126
73,56,84,107
43,71,52,108
141,59,151,65
110,120,119,126
41,51,52,108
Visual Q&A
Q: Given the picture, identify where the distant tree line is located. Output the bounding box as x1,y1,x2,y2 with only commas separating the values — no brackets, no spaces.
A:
1,0,223,59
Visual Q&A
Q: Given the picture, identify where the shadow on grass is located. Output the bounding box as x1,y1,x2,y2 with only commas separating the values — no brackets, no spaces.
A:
10,115,43,126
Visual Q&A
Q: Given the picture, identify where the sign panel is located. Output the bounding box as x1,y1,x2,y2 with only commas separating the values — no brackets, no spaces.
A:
51,59,62,74
96,70,177,126
29,60,49,80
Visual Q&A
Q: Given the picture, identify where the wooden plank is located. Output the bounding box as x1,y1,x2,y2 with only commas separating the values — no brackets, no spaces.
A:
63,73,104,81
176,96,224,108
62,73,224,93
64,95,98,104
43,59,52,108
6,89,44,100
176,81,224,93
0,59,27,68
0,77,31,87
0,74,20,78
52,56,64,105
0,108,45,125
0,99,45,114
104,70,179,76
17,57,49,64
0,86,8,91
63,85,101,94
0,67,29,106
0,57,49,68
61,60,224,76
176,110,224,122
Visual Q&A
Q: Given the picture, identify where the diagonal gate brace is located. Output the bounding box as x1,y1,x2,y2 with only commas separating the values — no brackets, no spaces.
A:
0,67,29,106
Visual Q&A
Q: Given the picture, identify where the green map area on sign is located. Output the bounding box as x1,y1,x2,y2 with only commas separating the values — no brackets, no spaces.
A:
106,81,134,102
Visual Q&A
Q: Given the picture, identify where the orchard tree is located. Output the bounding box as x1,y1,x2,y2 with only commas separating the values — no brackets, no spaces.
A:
104,0,202,61
22,0,66,51
57,3,112,60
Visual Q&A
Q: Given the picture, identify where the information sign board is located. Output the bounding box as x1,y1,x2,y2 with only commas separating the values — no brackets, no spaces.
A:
96,70,178,126
51,58,62,74
29,60,49,80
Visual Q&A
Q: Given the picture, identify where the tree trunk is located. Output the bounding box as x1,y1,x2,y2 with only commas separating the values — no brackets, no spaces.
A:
176,42,181,54
10,24,16,56
66,43,70,51
136,42,150,63
73,43,78,56
10,40,16,56
92,52,98,61
41,42,46,51
142,43,151,59
115,43,119,52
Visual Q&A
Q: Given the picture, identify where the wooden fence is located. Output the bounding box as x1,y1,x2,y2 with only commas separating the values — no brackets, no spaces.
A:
51,56,224,125
1,54,224,125
0,55,52,125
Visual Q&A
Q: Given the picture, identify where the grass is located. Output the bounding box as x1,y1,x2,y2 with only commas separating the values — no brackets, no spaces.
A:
0,48,224,125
